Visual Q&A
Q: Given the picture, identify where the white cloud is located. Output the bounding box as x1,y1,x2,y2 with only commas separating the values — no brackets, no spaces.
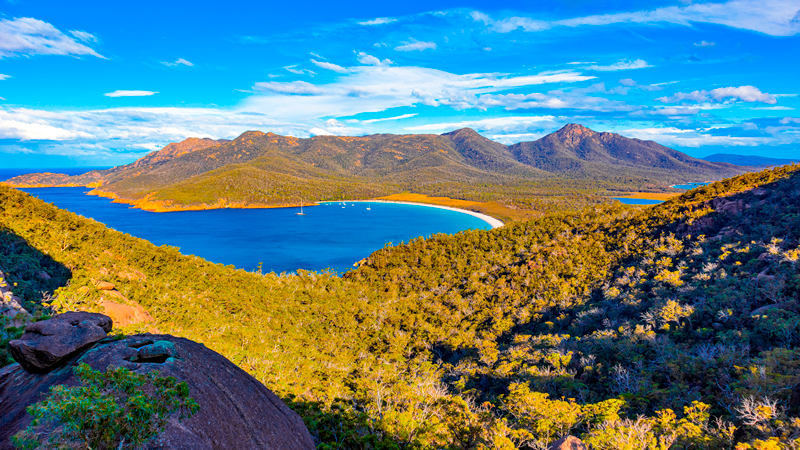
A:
254,81,325,95
309,127,334,135
358,17,396,25
587,59,652,71
0,109,94,140
694,40,716,47
361,113,418,123
0,74,10,80
162,58,194,67
356,52,393,66
311,59,349,73
242,66,596,121
476,88,634,112
104,90,159,97
0,17,105,58
752,106,794,110
470,11,493,25
648,106,701,115
0,61,614,158
0,105,310,158
780,117,800,124
373,42,388,47
657,85,777,104
567,61,596,65
618,126,773,147
69,30,97,43
405,115,555,132
395,40,437,52
284,65,316,76
616,78,664,92
473,0,800,37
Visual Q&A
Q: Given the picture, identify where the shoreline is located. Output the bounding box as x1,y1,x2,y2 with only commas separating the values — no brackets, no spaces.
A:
11,184,504,228
322,200,504,229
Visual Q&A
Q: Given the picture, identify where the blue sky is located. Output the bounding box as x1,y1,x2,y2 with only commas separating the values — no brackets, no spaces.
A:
0,0,798,167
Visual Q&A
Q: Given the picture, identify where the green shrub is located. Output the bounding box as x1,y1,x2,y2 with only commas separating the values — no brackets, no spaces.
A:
12,363,199,450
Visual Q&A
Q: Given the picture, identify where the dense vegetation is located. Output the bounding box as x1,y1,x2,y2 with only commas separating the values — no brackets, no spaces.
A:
3,125,745,222
1,164,798,449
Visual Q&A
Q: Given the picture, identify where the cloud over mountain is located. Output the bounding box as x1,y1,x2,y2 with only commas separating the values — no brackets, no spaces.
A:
657,86,777,104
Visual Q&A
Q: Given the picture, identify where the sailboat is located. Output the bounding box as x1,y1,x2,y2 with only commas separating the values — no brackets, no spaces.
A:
295,199,306,216
366,204,371,210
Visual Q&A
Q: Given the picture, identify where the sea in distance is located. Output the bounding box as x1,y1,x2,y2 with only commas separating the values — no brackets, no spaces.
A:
4,167,491,274
614,181,712,205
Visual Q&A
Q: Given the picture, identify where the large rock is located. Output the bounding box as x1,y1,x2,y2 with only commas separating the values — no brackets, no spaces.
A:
8,312,111,373
0,323,314,449
549,436,588,450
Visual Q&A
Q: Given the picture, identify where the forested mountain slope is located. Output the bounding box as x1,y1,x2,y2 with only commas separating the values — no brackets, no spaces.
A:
3,125,746,216
1,164,799,448
510,123,742,179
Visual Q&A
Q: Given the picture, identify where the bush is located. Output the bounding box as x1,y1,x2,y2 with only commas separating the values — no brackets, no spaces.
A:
12,363,199,450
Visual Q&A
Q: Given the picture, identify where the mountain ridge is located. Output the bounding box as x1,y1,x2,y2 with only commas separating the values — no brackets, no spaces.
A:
2,124,747,217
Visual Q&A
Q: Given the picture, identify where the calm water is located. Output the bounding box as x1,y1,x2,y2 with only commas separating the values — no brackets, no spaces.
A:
17,187,491,274
672,182,711,190
614,181,714,206
613,198,664,205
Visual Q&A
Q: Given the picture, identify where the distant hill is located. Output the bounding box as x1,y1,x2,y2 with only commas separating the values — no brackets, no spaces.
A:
2,124,747,213
702,153,797,167
3,162,800,449
510,124,740,179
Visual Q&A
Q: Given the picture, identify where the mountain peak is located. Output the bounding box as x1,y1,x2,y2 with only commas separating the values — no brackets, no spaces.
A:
553,123,599,147
443,128,481,137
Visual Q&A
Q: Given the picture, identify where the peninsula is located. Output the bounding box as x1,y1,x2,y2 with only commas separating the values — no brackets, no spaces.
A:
2,124,748,222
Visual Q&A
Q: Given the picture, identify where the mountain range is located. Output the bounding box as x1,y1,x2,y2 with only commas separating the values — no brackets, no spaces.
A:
2,124,747,213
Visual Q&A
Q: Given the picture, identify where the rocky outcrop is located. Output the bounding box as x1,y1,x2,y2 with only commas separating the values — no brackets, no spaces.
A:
548,435,588,450
0,270,29,328
96,281,116,290
0,312,314,450
100,297,155,328
8,312,111,373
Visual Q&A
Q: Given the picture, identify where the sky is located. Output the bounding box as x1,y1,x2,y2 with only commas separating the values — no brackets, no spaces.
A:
0,0,799,167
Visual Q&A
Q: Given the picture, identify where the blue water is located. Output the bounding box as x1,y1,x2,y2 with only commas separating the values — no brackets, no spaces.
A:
613,198,664,205
17,187,491,274
672,182,711,190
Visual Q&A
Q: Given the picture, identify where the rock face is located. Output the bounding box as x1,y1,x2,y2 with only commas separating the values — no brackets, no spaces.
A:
548,435,588,450
9,312,111,373
0,312,314,450
0,270,29,328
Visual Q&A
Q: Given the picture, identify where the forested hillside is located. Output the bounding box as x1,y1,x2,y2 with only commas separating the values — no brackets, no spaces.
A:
3,125,746,219
1,164,798,449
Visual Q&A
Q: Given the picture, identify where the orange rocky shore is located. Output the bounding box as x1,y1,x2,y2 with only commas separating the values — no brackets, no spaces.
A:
84,189,316,213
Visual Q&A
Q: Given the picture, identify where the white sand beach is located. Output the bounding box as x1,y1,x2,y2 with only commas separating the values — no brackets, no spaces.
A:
322,200,504,229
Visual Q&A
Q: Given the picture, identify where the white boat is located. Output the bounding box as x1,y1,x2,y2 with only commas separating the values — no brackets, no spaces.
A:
367,204,371,210
295,199,306,216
